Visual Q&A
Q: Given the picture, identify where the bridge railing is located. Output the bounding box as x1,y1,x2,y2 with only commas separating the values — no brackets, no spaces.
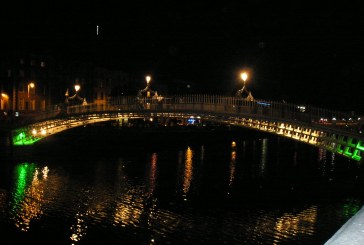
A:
12,95,357,134
61,95,359,133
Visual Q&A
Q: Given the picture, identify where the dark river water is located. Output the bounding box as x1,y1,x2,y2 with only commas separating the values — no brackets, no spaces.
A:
0,124,363,245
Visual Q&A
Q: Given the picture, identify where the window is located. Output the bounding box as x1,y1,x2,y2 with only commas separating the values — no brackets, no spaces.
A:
41,61,45,68
30,100,36,111
19,99,25,110
41,100,46,111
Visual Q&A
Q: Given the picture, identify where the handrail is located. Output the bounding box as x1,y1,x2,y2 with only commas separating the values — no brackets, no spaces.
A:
10,95,362,135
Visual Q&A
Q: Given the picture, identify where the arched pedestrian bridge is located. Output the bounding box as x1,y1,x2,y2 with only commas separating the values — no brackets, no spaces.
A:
11,95,364,162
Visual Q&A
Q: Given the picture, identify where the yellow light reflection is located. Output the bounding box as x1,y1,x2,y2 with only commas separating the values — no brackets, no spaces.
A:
114,193,144,227
229,150,236,188
260,139,268,176
13,167,49,232
183,147,193,197
149,153,157,195
70,211,88,244
273,206,317,243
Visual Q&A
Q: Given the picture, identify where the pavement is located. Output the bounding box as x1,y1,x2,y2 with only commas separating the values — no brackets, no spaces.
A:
325,205,364,244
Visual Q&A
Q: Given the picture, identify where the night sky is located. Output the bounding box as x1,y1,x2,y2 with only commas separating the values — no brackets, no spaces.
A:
2,1,364,112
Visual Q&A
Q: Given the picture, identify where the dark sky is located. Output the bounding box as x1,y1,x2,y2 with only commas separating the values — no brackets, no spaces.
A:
2,1,364,112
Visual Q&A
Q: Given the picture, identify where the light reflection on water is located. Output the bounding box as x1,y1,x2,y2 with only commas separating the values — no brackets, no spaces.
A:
10,163,50,232
1,135,363,244
182,147,193,198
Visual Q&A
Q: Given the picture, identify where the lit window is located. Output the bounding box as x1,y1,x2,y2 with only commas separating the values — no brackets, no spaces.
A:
41,61,45,68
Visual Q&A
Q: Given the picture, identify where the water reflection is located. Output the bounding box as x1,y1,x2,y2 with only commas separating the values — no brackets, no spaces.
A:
182,147,194,199
148,153,158,195
273,206,317,243
318,148,336,179
260,139,268,176
113,189,145,228
70,211,88,244
10,163,49,232
200,145,205,162
1,134,360,245
229,149,236,188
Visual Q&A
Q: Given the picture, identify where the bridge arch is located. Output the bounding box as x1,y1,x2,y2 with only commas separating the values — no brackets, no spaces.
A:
11,95,364,162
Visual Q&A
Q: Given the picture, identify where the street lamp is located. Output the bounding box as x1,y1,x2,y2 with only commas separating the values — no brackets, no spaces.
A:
28,82,35,98
27,82,35,111
146,76,151,85
240,72,248,87
237,71,254,101
145,76,151,97
74,84,81,93
1,93,9,111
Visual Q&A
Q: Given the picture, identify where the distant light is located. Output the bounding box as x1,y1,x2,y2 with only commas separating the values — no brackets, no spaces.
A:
41,129,46,135
257,101,271,107
29,82,35,88
231,141,236,148
96,25,99,35
240,72,248,82
32,129,37,135
297,105,306,112
332,117,336,121
75,85,81,92
187,118,195,125
149,118,153,122
1,93,9,99
358,117,361,120
146,75,151,84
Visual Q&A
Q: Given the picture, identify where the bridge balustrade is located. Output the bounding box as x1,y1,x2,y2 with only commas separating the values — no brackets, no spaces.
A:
60,95,358,133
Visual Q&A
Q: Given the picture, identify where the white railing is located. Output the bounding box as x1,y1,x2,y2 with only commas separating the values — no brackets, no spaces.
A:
14,95,362,134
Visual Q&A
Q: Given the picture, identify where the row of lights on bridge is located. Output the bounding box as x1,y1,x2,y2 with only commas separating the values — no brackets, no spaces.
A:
32,128,47,136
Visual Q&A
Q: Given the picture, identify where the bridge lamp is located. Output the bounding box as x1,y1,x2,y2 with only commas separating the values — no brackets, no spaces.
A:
41,129,46,135
146,75,151,85
74,85,81,92
240,72,248,86
32,129,37,135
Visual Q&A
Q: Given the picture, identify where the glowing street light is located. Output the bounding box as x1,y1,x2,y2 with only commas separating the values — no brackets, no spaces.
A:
236,71,254,101
240,72,248,86
28,82,35,98
74,84,81,92
1,93,9,111
146,75,151,85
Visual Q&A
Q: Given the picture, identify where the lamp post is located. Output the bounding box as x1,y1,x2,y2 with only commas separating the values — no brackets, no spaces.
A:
28,82,35,98
236,71,254,101
146,76,151,97
1,93,9,111
240,72,248,89
74,84,81,93
27,82,35,111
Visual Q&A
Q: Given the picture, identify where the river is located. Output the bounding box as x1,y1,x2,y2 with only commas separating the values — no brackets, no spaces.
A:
0,124,363,244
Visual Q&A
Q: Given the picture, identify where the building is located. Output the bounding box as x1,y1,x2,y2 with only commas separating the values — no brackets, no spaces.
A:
0,53,50,118
0,52,131,119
